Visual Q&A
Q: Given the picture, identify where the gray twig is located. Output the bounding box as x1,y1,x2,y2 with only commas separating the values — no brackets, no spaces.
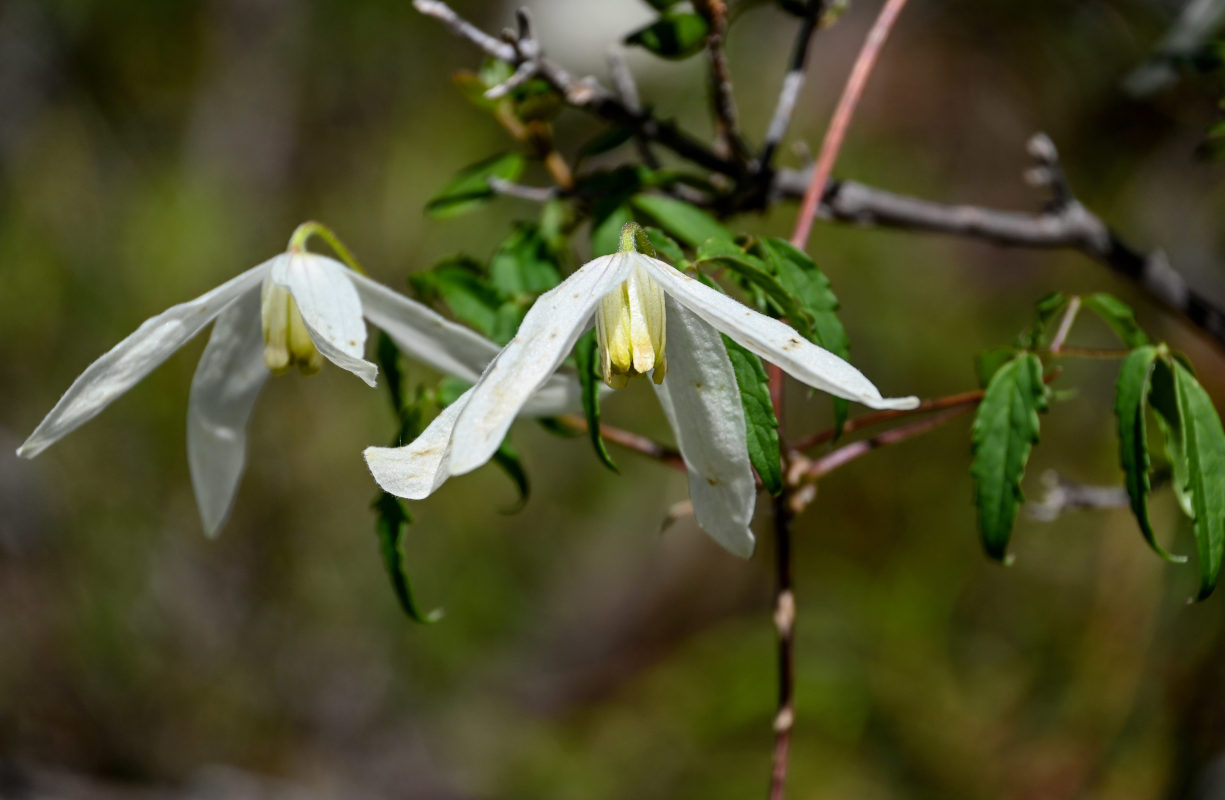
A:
1027,469,1170,521
606,47,659,168
486,177,555,203
759,0,826,171
694,0,749,165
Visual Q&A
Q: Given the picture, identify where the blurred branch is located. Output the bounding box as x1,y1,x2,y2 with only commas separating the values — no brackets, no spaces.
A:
693,0,750,165
791,0,911,250
1026,469,1170,522
793,387,987,451
758,0,827,171
606,48,660,168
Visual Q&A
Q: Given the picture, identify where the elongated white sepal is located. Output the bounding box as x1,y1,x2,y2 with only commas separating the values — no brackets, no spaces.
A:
187,291,269,537
364,388,472,500
17,262,269,459
641,255,918,411
447,254,632,476
270,253,377,387
652,299,756,558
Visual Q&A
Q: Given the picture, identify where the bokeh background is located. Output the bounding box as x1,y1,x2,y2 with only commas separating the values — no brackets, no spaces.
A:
2,1,1225,798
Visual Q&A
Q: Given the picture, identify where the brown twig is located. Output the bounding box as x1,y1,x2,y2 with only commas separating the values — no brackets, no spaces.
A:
793,388,988,451
792,0,911,250
694,0,750,165
802,405,976,483
556,414,685,470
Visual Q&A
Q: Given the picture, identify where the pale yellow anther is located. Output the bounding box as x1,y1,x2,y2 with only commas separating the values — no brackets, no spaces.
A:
261,281,323,376
595,258,667,389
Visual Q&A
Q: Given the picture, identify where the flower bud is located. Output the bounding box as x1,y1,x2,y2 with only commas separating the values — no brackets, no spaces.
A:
261,281,324,375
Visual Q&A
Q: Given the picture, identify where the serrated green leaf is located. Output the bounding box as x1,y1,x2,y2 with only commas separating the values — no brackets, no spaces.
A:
645,226,687,266
426,153,525,218
1171,359,1225,599
1116,346,1185,562
722,336,782,495
754,237,850,432
694,239,815,342
575,331,618,472
1083,293,1150,348
631,194,732,248
490,223,562,296
625,13,709,59
373,492,443,624
975,346,1017,388
411,257,505,339
971,353,1049,560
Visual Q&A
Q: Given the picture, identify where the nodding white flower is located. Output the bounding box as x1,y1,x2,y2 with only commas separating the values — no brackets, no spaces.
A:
18,242,579,536
365,230,918,558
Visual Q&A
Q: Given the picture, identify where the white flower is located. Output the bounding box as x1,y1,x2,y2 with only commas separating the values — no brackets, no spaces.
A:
364,248,918,558
18,248,579,536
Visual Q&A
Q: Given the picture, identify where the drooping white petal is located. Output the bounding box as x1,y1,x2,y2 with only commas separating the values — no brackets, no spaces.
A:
448,254,633,477
348,270,501,383
348,270,585,417
652,299,756,558
363,387,473,500
187,290,269,537
270,253,376,386
641,255,918,411
17,262,269,459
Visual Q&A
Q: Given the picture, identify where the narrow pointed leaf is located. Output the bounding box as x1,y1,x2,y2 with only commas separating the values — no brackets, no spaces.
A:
426,153,525,218
1149,360,1195,518
1084,293,1150,348
373,492,443,624
1115,345,1185,562
971,353,1049,560
625,13,710,60
490,223,563,295
1171,359,1225,599
722,336,782,495
575,330,618,472
631,194,732,248
492,439,530,511
694,239,815,343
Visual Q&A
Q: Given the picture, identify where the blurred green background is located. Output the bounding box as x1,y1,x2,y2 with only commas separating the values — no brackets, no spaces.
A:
3,1,1225,798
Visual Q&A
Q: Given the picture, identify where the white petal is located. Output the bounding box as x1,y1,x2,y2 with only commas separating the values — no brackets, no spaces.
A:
641,255,918,411
349,270,585,417
17,261,269,459
348,270,500,383
652,299,756,558
270,253,376,386
448,254,632,477
187,290,269,537
364,388,472,500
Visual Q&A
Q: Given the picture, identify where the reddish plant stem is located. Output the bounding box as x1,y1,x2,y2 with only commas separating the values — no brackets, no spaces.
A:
805,405,975,481
793,388,987,451
791,0,911,250
557,414,685,470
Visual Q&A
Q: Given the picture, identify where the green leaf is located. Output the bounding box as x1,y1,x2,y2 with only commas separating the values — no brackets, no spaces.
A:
492,439,530,511
631,194,732,248
644,226,687,267
754,237,851,432
694,239,815,342
1149,359,1194,518
411,257,505,339
1170,358,1225,599
373,492,443,624
975,346,1018,389
426,153,525,218
575,331,618,472
1083,293,1150,348
722,336,782,495
1023,292,1069,348
490,223,562,295
1115,346,1185,562
592,202,635,257
971,353,1049,560
625,13,709,59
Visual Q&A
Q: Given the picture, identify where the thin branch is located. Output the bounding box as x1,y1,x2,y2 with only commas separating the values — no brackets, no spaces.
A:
1048,295,1082,352
486,177,556,203
793,388,987,451
759,0,826,170
694,0,750,165
802,405,975,483
556,414,685,470
768,487,796,800
1026,469,1170,522
792,0,910,250
606,47,660,168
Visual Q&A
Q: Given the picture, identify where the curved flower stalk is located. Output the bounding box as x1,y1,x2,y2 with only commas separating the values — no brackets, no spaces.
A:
18,229,580,536
365,229,918,557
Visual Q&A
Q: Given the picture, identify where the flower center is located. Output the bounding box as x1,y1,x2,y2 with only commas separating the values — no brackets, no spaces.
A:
595,260,667,389
261,281,323,375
